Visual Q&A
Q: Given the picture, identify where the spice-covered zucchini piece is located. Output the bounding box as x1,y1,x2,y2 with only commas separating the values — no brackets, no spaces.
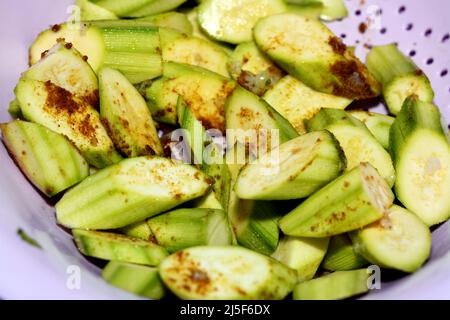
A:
99,67,163,157
159,246,297,300
350,205,431,273
254,14,380,99
279,163,394,237
366,44,434,115
306,108,395,186
73,229,168,266
76,0,118,21
390,97,450,226
1,120,89,197
15,78,121,168
56,157,211,230
102,261,165,299
349,110,394,150
286,0,348,21
94,0,188,17
139,12,193,34
8,99,22,119
263,76,352,134
120,221,154,241
235,131,346,200
322,234,368,271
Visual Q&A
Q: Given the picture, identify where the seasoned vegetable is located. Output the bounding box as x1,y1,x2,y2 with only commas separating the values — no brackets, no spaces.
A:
76,0,118,21
286,0,348,21
139,12,193,34
120,221,154,241
322,234,368,271
349,110,394,150
8,99,22,119
94,0,188,18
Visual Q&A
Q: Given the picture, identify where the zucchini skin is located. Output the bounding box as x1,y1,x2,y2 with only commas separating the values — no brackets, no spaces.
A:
322,234,368,271
349,110,394,150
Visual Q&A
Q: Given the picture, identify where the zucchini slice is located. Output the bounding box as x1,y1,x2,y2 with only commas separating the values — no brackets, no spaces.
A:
159,246,297,300
286,0,348,21
322,234,368,271
120,221,154,242
76,0,118,21
235,130,346,200
254,13,380,99
8,99,22,119
1,120,89,197
390,97,450,226
94,0,188,18
56,157,211,230
286,2,324,19
279,163,394,237
73,229,168,266
139,12,193,34
349,110,394,150
263,75,352,134
350,205,431,273
99,67,163,157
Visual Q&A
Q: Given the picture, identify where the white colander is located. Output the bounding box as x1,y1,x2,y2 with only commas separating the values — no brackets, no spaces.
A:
0,0,448,299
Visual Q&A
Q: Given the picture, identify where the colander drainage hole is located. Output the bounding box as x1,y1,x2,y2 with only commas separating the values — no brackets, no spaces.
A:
398,6,406,14
426,58,434,65
442,34,450,43
406,23,413,31
409,50,416,57
425,29,433,37
441,69,448,77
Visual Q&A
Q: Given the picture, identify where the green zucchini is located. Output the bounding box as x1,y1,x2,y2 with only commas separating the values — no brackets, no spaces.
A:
102,261,165,299
76,0,118,21
349,110,394,150
366,44,434,115
286,2,324,19
94,0,188,18
235,130,346,200
56,157,211,230
263,75,352,134
390,97,450,226
279,162,394,237
193,191,223,210
1,120,89,196
139,12,193,34
120,221,154,241
8,99,22,119
322,234,368,271
73,229,168,265
254,13,380,99
159,246,297,300
350,205,431,273
286,0,348,21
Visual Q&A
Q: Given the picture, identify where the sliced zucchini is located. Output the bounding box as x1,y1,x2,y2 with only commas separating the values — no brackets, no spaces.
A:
390,97,450,226
56,157,211,230
198,0,286,44
73,229,168,266
99,67,163,157
159,246,297,300
322,234,368,271
120,221,154,241
286,0,348,21
102,261,165,299
254,14,380,99
1,120,89,197
228,41,285,96
94,0,188,17
279,163,394,237
263,75,352,134
286,2,324,19
193,191,223,210
350,205,431,273
349,110,394,150
145,62,236,128
319,0,348,21
366,44,434,115
8,99,22,119
272,236,329,282
147,208,233,253
235,130,346,200
139,12,193,34
15,78,121,168
306,108,395,186
293,269,369,300
76,0,118,21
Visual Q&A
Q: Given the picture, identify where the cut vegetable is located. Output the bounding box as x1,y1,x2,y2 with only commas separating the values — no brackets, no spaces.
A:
15,78,121,168
193,191,223,210
306,108,395,186
286,0,348,21
263,75,352,134
319,0,348,21
102,261,165,299
254,14,380,99
366,44,434,115
350,205,431,273
293,269,369,300
159,246,297,299
235,130,346,200
8,99,22,119
349,110,394,150
198,0,286,44
285,2,323,19
76,0,118,20
279,163,394,237
120,221,154,241
390,97,450,226
94,0,188,18
73,229,168,265
99,67,163,157
272,236,329,281
147,208,233,253
56,157,211,230
139,12,193,34
322,234,368,271
1,120,89,196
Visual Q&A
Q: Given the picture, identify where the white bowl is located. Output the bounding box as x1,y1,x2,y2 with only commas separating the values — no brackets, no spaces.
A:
0,0,449,299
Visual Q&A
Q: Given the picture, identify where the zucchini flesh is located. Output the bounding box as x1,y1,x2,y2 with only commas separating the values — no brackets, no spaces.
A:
235,130,346,200
366,44,434,115
254,14,380,99
147,208,233,253
263,75,352,134
94,0,188,17
322,234,368,271
138,12,193,34
293,269,369,300
390,97,450,226
319,0,348,21
99,67,163,157
193,191,223,210
120,221,154,241
279,163,394,237
350,205,431,273
286,0,348,21
198,0,286,44
76,0,118,20
349,110,394,150
159,246,297,300
1,120,89,197
286,3,324,19
15,78,121,168
56,157,211,230
8,99,22,119
73,229,168,266
102,261,165,299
